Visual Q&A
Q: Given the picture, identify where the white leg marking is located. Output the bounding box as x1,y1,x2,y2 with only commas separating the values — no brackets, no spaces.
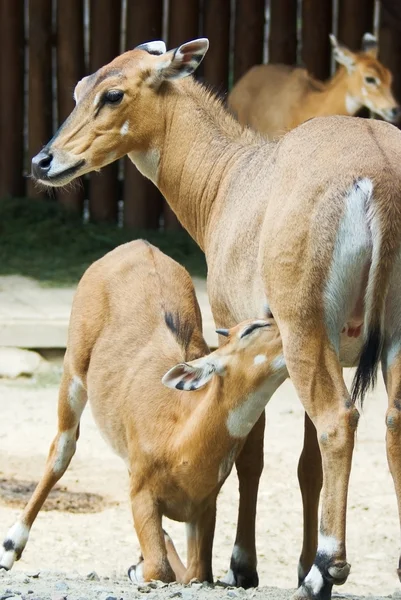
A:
222,568,236,585
303,564,325,594
0,521,30,569
68,375,86,417
317,532,339,556
120,120,129,136
324,179,373,352
129,560,145,584
53,428,77,475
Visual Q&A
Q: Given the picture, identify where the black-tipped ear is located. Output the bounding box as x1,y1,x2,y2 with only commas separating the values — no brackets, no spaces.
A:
216,328,229,337
136,41,167,56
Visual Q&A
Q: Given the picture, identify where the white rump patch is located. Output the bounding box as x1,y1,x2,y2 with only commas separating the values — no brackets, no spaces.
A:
304,564,324,594
253,354,267,365
345,94,361,115
324,179,373,352
120,120,129,136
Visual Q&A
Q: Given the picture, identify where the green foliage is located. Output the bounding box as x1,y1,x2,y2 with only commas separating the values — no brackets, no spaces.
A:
0,197,206,286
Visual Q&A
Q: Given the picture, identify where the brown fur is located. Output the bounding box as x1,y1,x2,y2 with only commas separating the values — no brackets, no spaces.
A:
228,48,398,139
27,40,401,598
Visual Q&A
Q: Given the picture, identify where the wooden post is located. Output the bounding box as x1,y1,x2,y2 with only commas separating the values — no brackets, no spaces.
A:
0,0,25,198
268,0,297,66
338,0,375,50
302,0,332,80
123,0,163,229
164,0,200,231
89,0,121,223
27,0,53,199
203,0,230,93
379,1,401,110
56,0,86,213
233,0,265,83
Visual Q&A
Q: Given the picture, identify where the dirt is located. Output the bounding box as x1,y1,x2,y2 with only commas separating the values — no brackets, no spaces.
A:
0,369,400,599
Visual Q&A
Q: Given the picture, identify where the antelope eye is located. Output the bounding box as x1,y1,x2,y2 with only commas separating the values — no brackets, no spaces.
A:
364,76,377,85
104,90,124,104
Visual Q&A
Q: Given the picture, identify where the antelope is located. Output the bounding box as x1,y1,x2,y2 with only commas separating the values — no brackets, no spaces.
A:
24,38,401,599
0,240,286,584
228,33,400,139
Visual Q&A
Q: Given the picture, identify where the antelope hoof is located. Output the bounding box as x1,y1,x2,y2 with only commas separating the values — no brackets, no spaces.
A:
293,561,351,600
222,565,259,589
128,559,145,584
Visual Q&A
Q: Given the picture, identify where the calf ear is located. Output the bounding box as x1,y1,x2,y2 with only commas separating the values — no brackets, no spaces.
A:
361,33,378,58
329,34,356,73
150,38,209,85
162,357,216,391
136,41,167,56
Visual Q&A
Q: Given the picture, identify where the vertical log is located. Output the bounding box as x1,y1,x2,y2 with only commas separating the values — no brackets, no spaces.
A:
338,0,375,50
379,1,401,110
56,0,85,213
268,0,297,66
203,0,230,92
302,0,332,80
89,0,121,223
123,0,163,229
164,0,200,231
234,0,265,82
27,0,53,199
0,0,25,198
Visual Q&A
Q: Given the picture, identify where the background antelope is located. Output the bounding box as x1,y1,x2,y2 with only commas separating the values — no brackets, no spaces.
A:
228,33,400,139
0,240,286,584
28,38,401,600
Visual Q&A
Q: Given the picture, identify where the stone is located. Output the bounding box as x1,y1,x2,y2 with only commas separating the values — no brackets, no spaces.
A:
54,582,69,592
0,347,42,379
86,572,100,581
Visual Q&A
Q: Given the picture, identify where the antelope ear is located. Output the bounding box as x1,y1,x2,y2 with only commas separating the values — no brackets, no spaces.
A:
136,40,167,56
162,356,217,391
330,34,356,73
152,38,209,84
361,33,378,58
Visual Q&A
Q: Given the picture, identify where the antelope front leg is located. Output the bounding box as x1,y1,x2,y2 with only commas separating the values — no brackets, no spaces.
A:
297,413,323,585
224,411,265,588
0,372,87,570
129,489,175,583
184,502,217,583
382,346,401,581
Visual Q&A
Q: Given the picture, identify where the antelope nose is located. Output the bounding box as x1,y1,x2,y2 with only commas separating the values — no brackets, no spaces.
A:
31,150,53,180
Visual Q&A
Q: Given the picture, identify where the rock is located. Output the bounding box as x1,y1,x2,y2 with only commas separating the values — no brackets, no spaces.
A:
51,594,67,600
0,594,16,600
0,347,42,379
86,571,100,581
54,582,69,592
26,572,40,579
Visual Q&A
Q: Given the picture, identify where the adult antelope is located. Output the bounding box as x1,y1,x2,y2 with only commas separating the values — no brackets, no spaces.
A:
228,33,400,138
26,39,401,599
0,240,286,583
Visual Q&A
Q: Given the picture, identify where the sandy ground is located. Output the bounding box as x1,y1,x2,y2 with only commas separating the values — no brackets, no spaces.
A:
0,368,400,599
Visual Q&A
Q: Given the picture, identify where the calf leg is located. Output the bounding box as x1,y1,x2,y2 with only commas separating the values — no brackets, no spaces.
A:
184,502,216,583
129,489,175,583
297,413,323,585
0,372,87,570
224,411,265,588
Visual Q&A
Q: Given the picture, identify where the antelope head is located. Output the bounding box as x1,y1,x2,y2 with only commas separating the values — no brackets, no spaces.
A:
330,33,400,123
162,318,286,393
31,38,209,186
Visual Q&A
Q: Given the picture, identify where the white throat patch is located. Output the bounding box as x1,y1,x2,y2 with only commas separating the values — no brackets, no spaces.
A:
128,149,160,184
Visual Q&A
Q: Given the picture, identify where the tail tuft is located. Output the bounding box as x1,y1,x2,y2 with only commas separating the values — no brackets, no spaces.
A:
351,326,383,405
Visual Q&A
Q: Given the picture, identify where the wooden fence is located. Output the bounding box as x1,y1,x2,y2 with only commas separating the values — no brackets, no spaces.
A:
0,0,400,229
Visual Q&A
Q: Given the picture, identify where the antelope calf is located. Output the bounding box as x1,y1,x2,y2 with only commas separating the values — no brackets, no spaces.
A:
228,33,400,138
0,240,286,583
